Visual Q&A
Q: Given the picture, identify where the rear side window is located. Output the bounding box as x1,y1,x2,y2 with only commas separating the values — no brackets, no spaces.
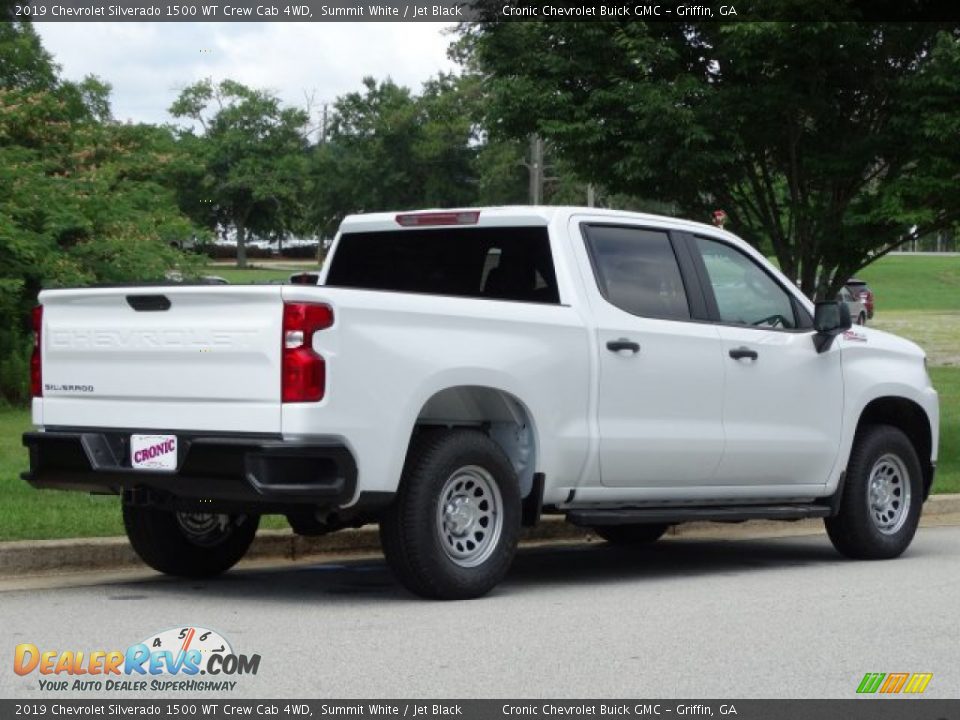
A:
325,227,559,304
583,225,690,320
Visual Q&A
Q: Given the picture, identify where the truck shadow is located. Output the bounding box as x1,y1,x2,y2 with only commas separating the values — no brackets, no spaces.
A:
115,534,859,604
506,536,842,589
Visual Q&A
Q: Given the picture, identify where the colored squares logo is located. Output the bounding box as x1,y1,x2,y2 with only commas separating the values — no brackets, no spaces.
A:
857,672,933,694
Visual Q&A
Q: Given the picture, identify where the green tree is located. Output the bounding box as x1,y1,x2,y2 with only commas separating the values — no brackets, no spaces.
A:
474,137,527,205
0,20,57,92
460,16,960,298
0,21,199,402
305,72,593,237
170,79,309,268
307,75,479,236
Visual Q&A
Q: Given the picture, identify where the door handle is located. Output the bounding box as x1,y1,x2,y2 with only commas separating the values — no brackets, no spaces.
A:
729,347,758,360
607,338,640,354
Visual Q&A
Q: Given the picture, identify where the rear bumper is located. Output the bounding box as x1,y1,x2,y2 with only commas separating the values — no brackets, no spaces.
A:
22,429,360,511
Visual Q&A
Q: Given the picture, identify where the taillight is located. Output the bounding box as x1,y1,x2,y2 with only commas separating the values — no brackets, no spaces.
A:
282,302,333,402
30,305,42,397
395,211,480,227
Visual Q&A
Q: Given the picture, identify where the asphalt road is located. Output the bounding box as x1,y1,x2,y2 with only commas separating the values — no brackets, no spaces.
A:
2,526,958,699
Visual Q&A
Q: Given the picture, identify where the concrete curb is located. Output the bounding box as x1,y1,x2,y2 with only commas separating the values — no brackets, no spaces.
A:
2,494,959,578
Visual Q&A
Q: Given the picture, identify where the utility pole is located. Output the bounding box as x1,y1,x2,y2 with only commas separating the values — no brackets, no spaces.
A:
523,134,544,205
320,103,329,144
586,184,596,207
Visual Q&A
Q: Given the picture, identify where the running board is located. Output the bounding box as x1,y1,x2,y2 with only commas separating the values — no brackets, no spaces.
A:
567,504,831,526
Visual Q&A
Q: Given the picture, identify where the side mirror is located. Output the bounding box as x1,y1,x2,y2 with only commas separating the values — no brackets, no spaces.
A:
814,301,852,333
812,301,852,353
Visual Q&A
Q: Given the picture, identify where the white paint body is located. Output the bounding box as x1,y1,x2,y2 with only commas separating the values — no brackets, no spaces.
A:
33,207,939,508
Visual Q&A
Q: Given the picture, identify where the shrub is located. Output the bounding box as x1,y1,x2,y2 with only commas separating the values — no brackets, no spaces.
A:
0,332,31,406
279,244,320,259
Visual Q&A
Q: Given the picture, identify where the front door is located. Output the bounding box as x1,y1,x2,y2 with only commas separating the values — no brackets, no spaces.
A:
691,235,843,487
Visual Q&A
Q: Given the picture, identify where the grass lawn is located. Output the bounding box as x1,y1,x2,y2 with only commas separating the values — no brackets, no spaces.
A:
2,365,957,540
857,254,960,312
1,406,125,540
930,367,960,495
870,311,960,367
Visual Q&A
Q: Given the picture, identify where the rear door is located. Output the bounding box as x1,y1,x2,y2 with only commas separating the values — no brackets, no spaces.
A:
688,235,843,487
39,285,284,433
575,221,726,488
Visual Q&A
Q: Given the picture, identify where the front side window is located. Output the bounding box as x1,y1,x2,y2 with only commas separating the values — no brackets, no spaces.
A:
584,225,690,320
695,237,797,329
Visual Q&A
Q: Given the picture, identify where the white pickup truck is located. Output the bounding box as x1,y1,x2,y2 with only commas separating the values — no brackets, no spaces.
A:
23,207,939,599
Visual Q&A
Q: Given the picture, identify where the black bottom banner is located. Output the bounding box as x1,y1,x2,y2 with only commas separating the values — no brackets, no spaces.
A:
2,700,958,720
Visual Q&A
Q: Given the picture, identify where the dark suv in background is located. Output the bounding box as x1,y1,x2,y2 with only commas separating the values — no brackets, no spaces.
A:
847,278,875,319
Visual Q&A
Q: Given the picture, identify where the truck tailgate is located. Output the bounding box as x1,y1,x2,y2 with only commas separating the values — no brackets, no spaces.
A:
37,285,284,433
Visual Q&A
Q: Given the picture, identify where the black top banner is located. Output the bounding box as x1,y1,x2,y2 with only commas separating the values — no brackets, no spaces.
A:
7,0,960,22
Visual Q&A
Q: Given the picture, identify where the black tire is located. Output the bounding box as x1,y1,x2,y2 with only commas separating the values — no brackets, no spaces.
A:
825,424,922,560
858,312,867,326
122,504,259,578
593,523,670,545
379,429,521,600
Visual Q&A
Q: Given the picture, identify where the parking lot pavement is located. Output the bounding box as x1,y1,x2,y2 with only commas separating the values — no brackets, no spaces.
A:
2,526,958,699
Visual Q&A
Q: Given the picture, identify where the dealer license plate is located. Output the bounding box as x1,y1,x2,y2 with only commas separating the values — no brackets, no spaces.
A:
130,434,178,471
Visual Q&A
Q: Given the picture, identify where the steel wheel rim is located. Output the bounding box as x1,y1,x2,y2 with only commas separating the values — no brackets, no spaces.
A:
867,454,911,535
436,465,503,568
176,512,234,547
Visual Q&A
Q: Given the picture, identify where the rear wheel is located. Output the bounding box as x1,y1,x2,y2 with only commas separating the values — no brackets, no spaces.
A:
593,523,670,545
825,424,922,559
857,312,867,325
379,429,521,600
123,504,259,578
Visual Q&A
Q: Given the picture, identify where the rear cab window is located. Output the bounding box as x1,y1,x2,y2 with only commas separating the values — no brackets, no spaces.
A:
581,224,691,320
325,227,559,304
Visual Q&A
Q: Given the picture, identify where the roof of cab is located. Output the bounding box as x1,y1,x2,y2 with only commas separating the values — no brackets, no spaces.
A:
338,206,738,240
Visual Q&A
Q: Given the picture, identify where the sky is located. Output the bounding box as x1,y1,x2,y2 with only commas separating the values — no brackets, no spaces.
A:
36,22,458,127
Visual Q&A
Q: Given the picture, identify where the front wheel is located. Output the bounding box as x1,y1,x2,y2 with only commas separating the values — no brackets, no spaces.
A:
825,425,922,559
379,429,521,600
123,504,259,578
